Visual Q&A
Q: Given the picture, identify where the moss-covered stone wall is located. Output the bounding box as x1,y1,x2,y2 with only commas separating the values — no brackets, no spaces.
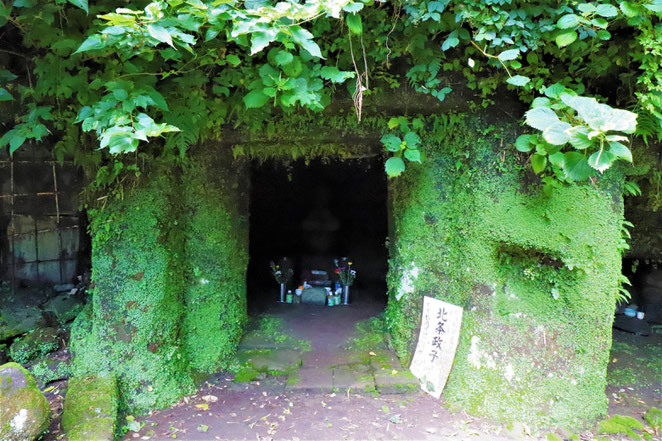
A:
70,152,249,412
385,114,624,429
182,146,249,374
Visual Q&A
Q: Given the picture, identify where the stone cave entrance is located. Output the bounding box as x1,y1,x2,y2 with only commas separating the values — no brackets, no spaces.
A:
246,156,389,313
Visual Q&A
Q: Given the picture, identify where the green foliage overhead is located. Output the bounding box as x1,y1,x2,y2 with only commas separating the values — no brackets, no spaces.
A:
1,0,662,186
516,83,637,187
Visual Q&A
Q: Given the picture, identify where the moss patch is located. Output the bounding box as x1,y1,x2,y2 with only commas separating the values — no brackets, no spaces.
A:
181,147,249,374
9,327,60,364
607,339,662,388
598,414,644,439
645,407,662,430
62,375,118,441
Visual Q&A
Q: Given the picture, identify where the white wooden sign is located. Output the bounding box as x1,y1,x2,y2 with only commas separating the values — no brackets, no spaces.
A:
409,296,463,399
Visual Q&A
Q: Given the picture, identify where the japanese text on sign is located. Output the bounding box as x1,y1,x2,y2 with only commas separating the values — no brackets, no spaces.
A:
409,296,463,399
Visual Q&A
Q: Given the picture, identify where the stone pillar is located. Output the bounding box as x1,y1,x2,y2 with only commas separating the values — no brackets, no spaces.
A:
182,146,249,373
70,169,193,413
386,115,623,428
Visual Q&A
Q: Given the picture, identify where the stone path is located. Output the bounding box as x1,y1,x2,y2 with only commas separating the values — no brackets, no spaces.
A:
235,299,419,395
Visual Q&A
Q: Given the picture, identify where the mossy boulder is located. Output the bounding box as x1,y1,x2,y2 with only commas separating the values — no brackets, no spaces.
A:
62,375,118,441
0,362,51,441
9,328,60,365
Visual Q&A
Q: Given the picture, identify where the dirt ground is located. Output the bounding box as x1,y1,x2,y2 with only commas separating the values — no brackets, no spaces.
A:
41,305,661,441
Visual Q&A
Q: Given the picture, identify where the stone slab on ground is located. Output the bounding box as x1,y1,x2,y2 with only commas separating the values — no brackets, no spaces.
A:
238,332,301,351
62,375,118,441
287,367,334,392
237,348,303,375
332,363,375,393
374,365,420,394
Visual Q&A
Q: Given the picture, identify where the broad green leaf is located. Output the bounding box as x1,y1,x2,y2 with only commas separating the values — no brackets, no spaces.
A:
74,35,106,54
567,126,593,149
596,4,618,17
525,107,559,131
645,0,662,12
290,27,323,58
226,54,241,66
205,27,221,42
403,131,421,148
515,134,533,152
563,152,593,181
549,151,565,167
620,1,642,17
0,88,13,101
609,109,638,133
346,13,362,35
498,49,519,61
275,51,294,66
342,2,363,13
67,0,88,13
588,148,615,172
531,153,547,174
556,30,578,47
596,30,611,40
506,75,530,87
441,31,459,51
251,30,277,55
557,14,580,29
531,97,552,108
74,106,92,123
542,121,572,145
281,58,303,77
542,142,562,155
605,135,628,142
385,156,406,177
544,83,568,99
442,37,459,51
9,135,26,154
561,95,637,133
591,18,608,28
381,134,402,152
387,117,402,130
609,141,633,162
0,70,17,83
320,66,354,83
147,24,174,47
404,148,421,163
577,3,597,14
243,90,270,109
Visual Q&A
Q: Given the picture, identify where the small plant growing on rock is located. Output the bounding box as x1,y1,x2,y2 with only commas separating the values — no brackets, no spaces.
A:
515,83,637,186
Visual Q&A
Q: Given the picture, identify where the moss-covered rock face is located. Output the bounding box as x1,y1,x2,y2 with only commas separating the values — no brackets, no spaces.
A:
62,375,118,441
69,154,250,412
0,362,51,441
385,115,624,429
9,328,60,365
181,146,249,374
69,168,195,413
